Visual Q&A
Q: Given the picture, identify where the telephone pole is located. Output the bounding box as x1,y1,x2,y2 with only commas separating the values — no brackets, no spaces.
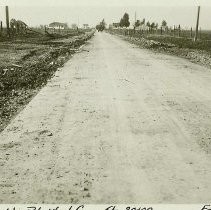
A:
135,11,137,23
77,16,79,28
194,6,200,42
0,21,3,34
5,6,10,37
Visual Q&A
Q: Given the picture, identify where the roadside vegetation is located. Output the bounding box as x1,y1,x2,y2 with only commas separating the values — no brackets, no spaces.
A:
0,30,94,132
145,35,211,52
107,12,211,69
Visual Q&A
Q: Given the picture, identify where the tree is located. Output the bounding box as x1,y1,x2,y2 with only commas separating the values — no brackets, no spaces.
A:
135,20,141,28
146,21,151,28
141,18,145,25
120,18,124,27
162,20,167,27
100,19,106,29
96,19,106,31
123,13,130,27
96,25,100,31
146,21,151,32
150,22,155,29
119,13,130,28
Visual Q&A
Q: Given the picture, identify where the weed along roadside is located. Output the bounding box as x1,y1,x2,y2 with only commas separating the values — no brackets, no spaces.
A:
0,30,95,132
106,29,211,70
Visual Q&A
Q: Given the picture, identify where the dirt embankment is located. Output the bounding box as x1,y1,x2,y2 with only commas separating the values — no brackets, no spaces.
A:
107,30,211,70
0,31,95,132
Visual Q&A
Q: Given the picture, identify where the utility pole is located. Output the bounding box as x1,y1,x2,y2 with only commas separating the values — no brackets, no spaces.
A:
135,11,137,23
178,24,181,37
174,25,176,37
5,6,10,37
190,27,193,38
194,6,200,42
0,21,3,35
134,11,137,33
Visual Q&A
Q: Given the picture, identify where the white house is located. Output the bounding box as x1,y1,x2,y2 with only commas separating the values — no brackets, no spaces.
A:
48,22,68,30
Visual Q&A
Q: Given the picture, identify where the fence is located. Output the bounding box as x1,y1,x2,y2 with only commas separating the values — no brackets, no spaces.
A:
108,27,211,41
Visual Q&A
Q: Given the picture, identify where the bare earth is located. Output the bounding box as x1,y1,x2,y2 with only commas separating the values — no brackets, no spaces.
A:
0,32,211,203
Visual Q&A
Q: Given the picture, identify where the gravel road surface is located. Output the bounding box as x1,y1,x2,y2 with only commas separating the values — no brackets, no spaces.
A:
0,32,211,203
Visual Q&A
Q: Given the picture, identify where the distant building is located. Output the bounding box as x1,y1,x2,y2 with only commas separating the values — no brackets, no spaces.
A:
48,22,68,30
83,24,89,29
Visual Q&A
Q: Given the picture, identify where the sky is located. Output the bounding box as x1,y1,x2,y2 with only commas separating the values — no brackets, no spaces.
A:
0,0,211,29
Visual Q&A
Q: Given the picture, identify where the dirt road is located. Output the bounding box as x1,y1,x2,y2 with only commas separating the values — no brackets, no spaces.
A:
1,32,211,203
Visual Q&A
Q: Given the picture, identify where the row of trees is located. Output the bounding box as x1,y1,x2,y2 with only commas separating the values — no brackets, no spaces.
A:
135,19,167,29
96,13,168,31
118,13,168,30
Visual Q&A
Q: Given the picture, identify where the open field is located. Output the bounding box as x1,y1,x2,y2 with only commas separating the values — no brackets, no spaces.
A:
0,30,95,132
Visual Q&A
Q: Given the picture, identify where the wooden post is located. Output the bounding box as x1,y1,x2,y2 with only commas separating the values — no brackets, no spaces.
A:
173,25,175,37
190,27,193,38
5,6,10,37
200,27,202,39
135,11,137,24
161,27,162,35
178,24,181,37
194,6,200,42
0,21,3,34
